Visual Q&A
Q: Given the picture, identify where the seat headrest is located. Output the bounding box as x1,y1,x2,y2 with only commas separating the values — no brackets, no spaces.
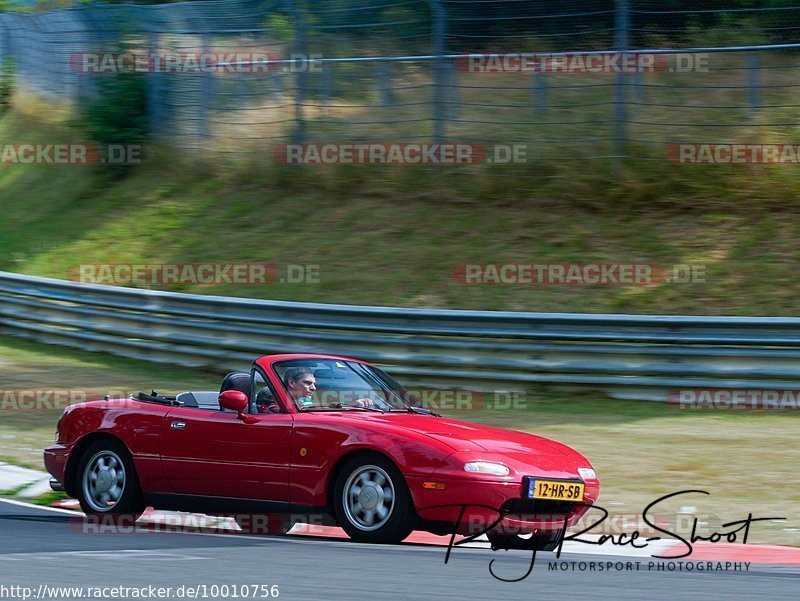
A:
220,371,251,395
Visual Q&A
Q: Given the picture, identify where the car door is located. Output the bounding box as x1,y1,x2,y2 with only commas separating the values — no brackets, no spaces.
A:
159,406,293,502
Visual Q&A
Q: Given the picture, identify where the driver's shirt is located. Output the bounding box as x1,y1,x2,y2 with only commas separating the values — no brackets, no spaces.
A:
297,396,314,408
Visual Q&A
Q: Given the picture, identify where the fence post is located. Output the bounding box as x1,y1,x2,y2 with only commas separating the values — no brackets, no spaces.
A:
146,31,162,137
632,72,644,103
447,60,459,120
322,61,333,105
378,61,392,107
614,0,631,157
747,53,760,117
200,32,214,143
533,72,547,115
281,0,306,145
428,0,446,144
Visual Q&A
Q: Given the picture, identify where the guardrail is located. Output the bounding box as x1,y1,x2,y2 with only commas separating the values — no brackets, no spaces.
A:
2,270,800,401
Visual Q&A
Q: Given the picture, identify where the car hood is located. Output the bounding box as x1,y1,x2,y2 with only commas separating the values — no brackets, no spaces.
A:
385,414,573,456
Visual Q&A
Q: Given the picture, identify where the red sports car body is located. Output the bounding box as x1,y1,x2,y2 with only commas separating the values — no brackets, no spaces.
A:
44,354,599,546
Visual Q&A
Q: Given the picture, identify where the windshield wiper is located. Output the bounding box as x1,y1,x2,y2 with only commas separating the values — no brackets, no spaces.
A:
327,403,385,414
390,406,441,417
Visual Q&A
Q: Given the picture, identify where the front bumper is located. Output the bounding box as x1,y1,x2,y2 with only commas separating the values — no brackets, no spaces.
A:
43,444,71,490
408,474,599,536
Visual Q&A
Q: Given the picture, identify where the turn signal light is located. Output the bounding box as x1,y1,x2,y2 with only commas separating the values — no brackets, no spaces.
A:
422,482,448,490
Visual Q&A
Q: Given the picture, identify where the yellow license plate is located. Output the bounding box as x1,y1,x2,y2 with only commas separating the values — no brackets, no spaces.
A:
532,479,584,501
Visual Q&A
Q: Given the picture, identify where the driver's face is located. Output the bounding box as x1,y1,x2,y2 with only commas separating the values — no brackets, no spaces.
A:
289,374,316,399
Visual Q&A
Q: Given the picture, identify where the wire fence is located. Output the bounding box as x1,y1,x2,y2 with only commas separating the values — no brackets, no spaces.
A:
2,0,800,160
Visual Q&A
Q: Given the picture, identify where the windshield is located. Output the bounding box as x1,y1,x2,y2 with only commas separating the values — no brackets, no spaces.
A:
273,359,416,411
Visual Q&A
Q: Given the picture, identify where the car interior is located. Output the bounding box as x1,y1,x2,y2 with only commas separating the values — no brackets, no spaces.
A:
172,370,282,414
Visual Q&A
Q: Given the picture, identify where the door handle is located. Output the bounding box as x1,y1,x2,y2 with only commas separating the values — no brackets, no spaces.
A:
170,421,187,430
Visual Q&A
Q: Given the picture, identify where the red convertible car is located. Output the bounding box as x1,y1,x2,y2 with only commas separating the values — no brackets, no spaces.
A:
45,354,599,548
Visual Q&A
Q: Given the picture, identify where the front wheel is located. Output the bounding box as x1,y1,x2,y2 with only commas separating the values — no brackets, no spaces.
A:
75,439,145,524
333,453,415,544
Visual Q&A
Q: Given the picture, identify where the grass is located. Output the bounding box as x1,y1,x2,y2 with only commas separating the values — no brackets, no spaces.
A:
22,491,69,507
0,335,797,546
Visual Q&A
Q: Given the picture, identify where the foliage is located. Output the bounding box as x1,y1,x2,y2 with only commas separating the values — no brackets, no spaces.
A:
80,72,148,176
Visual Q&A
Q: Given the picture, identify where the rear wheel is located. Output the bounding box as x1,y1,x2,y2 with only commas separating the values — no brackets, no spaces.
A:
333,453,415,544
76,439,145,524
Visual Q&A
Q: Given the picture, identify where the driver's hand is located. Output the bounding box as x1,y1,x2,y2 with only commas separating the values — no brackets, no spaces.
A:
353,397,373,408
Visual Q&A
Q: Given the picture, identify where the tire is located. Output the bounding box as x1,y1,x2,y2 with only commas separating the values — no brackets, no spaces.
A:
234,513,294,535
333,453,415,544
75,439,145,524
487,529,563,552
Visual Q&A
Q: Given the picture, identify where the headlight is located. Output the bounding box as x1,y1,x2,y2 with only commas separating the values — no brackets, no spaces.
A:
464,461,510,476
578,467,596,480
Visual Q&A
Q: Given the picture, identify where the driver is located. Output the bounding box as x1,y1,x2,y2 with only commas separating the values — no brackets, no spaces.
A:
283,366,375,409
284,367,317,408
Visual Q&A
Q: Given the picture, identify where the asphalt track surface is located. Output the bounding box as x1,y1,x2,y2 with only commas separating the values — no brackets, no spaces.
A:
1,500,797,601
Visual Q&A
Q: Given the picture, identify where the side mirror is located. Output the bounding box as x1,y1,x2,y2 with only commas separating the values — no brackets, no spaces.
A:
219,390,248,412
